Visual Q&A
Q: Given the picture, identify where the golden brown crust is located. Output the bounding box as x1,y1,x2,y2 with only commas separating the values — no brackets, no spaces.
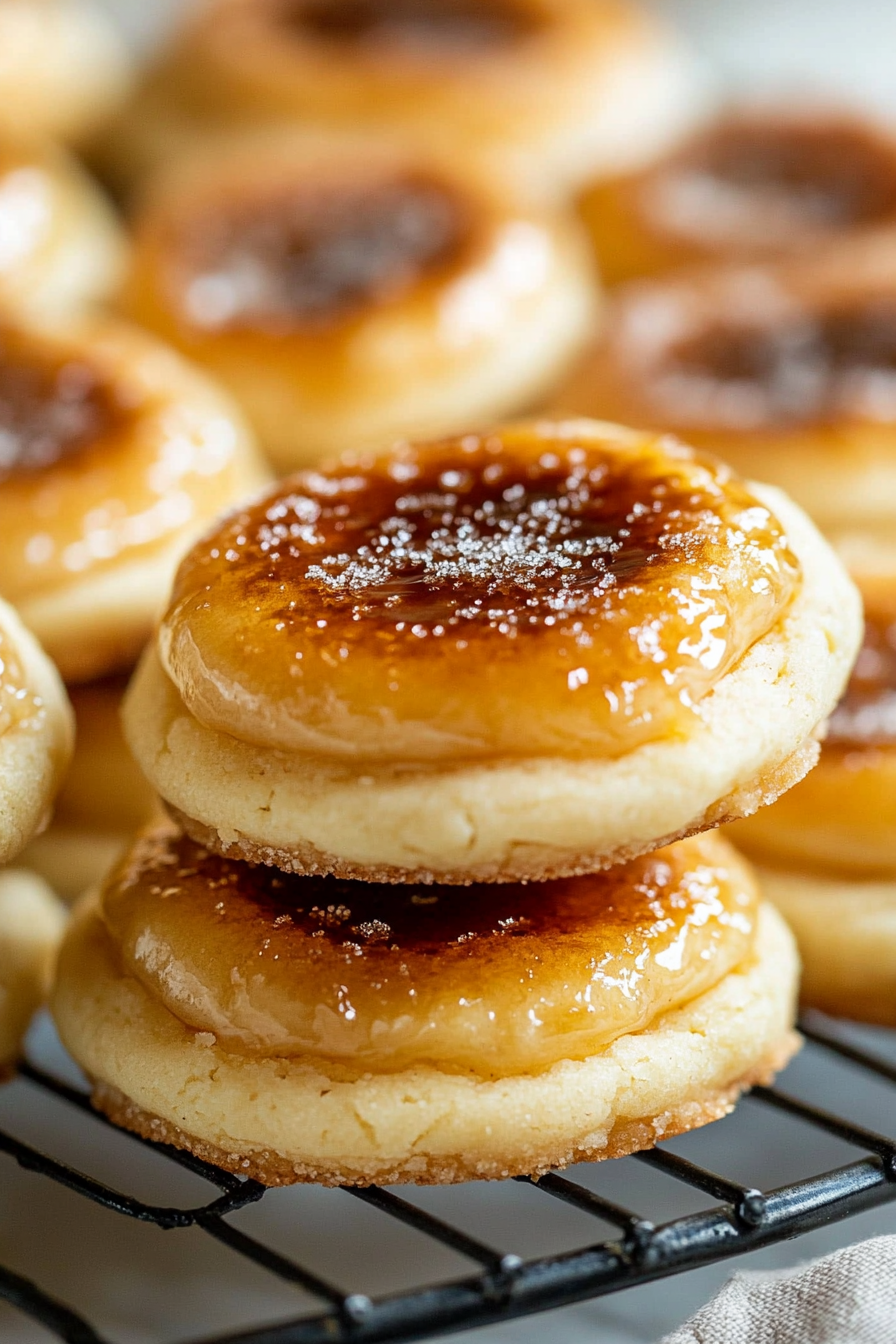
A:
89,1033,799,1186
166,737,818,884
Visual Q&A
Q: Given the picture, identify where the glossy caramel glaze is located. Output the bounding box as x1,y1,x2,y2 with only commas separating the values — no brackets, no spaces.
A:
0,320,256,608
165,171,469,335
159,422,800,762
281,0,543,51
0,326,132,482
827,598,896,749
103,824,757,1075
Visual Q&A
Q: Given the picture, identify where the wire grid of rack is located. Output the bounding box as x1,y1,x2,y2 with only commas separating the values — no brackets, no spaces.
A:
4,1015,896,1344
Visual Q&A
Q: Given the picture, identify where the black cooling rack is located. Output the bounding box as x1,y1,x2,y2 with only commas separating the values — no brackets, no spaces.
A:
4,1015,896,1344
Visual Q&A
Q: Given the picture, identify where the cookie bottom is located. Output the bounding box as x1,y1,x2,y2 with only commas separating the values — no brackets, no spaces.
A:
167,740,817,885
54,900,799,1185
758,865,896,1025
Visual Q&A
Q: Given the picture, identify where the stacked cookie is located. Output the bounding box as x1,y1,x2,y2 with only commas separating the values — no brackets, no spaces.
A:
563,107,896,1024
53,419,859,1184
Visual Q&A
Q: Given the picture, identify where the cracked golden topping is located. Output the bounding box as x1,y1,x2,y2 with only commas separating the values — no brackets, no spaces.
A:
160,422,799,762
104,825,757,1075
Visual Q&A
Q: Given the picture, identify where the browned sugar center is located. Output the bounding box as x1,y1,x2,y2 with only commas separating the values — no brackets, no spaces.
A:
176,174,469,334
0,332,122,482
222,443,738,631
280,0,540,51
661,298,896,428
668,121,896,231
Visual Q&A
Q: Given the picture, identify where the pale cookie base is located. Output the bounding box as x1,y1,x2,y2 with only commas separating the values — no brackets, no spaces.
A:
0,870,66,1072
53,901,799,1185
124,485,860,882
0,599,73,866
758,865,896,1026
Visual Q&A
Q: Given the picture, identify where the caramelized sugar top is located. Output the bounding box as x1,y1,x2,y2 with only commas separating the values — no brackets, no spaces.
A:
0,323,250,612
105,826,757,1076
649,116,896,250
643,295,896,431
278,0,542,53
827,599,896,748
0,625,41,737
0,327,127,482
160,422,799,762
167,172,469,335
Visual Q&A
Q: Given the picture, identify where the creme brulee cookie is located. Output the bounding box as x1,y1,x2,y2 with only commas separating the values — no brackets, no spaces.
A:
0,0,131,145
0,133,125,324
0,315,268,683
121,131,597,471
123,420,861,883
98,0,695,199
729,582,896,1024
555,236,896,571
52,823,799,1184
19,676,160,901
0,869,66,1075
0,596,72,866
579,107,896,284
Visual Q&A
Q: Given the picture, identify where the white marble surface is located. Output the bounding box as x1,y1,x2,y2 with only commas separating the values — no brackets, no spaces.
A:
5,2,896,1341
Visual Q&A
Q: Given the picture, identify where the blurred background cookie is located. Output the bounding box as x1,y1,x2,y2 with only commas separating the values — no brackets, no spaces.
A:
0,133,125,324
728,578,896,1023
579,106,896,284
0,869,66,1077
96,0,697,200
554,236,896,575
0,314,267,682
121,131,598,470
18,676,159,902
0,0,131,145
0,594,72,867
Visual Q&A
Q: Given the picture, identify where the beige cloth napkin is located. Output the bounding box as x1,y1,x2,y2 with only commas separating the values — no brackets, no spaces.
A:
661,1236,896,1343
